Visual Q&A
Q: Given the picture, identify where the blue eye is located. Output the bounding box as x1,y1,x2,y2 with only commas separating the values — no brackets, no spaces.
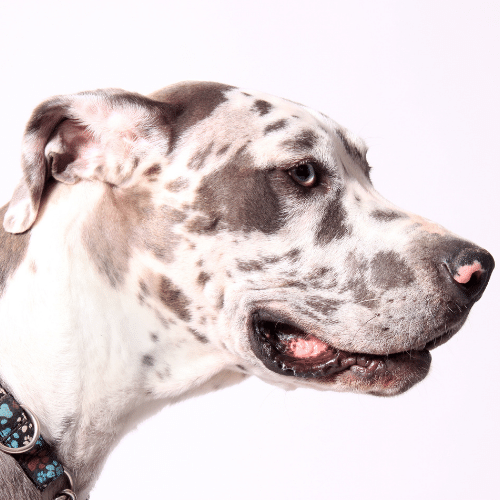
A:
289,162,317,187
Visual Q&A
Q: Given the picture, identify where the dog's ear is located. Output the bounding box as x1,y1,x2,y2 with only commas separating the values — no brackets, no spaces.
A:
4,89,170,234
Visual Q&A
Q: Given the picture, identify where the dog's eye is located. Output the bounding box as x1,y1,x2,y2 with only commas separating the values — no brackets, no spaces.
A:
289,163,317,187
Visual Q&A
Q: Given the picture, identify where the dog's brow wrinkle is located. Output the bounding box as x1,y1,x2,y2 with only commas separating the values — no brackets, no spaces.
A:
252,99,273,115
371,251,415,289
158,276,191,322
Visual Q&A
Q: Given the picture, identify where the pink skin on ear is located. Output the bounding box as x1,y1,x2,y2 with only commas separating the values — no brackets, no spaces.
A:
453,261,483,284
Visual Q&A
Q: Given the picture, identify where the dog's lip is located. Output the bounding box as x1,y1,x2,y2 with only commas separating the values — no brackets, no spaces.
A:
249,309,439,382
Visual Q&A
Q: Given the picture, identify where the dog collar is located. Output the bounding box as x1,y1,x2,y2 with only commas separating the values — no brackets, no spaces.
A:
0,385,77,499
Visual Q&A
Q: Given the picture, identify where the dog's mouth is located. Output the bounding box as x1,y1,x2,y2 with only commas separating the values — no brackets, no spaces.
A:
250,310,442,393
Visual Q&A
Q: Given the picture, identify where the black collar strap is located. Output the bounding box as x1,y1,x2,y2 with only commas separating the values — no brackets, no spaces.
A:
0,386,77,499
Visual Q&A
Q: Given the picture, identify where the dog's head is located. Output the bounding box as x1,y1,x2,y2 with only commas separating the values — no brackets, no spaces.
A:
5,82,494,396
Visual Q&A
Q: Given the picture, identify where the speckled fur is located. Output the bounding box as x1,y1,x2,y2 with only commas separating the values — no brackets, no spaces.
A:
0,82,490,499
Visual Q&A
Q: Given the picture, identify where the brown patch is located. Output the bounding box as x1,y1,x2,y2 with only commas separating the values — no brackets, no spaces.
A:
0,205,31,296
165,177,189,192
158,276,191,321
29,260,37,274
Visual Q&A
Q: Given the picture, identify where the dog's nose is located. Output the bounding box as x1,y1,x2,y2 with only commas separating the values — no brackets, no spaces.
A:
441,243,495,304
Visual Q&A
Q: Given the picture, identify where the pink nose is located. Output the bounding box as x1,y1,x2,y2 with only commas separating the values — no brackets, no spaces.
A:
453,261,483,284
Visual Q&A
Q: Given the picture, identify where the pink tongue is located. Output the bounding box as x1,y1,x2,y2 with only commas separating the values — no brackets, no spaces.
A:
286,336,330,358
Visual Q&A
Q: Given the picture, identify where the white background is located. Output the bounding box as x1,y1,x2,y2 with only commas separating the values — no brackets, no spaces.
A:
1,1,499,499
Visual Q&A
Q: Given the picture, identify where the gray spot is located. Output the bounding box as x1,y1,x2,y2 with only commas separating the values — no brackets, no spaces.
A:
336,129,370,176
282,130,318,152
197,271,211,286
252,99,273,115
142,354,155,367
149,81,235,151
371,210,406,222
315,191,351,244
165,177,189,192
237,260,265,272
187,142,214,170
150,332,159,342
217,144,231,156
188,328,209,344
264,119,288,135
371,251,415,289
192,147,285,234
305,296,342,315
343,252,378,308
143,164,162,178
158,276,191,321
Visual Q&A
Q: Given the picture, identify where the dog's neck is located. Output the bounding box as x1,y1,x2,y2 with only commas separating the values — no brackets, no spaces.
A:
0,182,245,498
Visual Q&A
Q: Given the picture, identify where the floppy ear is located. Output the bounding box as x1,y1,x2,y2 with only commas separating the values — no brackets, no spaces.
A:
4,89,170,234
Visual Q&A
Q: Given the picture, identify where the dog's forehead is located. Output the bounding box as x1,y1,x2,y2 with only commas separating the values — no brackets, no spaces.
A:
150,81,368,171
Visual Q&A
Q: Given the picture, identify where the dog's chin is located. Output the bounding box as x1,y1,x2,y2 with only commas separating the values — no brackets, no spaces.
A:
249,310,438,396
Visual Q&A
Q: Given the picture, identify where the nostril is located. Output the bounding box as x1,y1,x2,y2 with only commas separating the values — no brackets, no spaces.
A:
453,261,483,286
445,248,495,302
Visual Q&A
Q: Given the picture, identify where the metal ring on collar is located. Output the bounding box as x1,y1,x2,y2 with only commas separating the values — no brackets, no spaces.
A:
0,405,41,454
59,489,78,500
63,468,75,492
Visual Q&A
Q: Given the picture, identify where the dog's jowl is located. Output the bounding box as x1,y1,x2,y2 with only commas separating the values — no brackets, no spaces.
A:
0,82,494,499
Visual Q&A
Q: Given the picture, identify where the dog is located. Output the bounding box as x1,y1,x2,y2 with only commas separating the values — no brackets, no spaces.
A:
0,81,494,499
